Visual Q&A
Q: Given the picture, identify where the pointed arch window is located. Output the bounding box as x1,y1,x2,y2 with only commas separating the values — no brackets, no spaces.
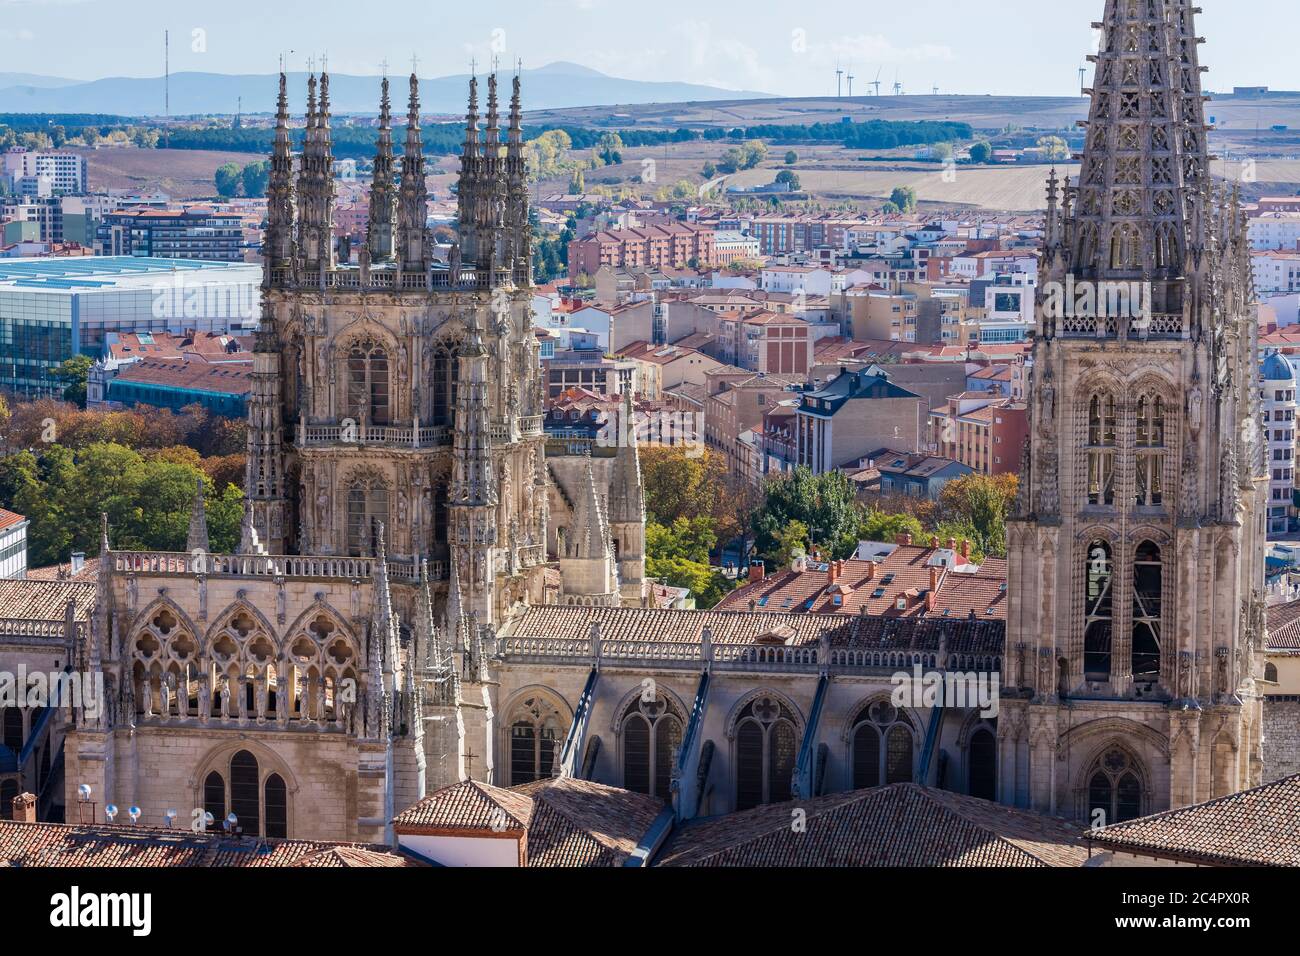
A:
1135,395,1166,507
1087,394,1118,506
1084,540,1114,681
203,770,225,831
430,347,460,428
968,727,997,801
734,696,797,810
230,749,261,835
1132,541,1163,682
509,695,564,786
2,707,22,752
346,340,390,425
1087,748,1144,825
851,700,914,790
346,481,389,557
264,773,288,838
621,695,683,800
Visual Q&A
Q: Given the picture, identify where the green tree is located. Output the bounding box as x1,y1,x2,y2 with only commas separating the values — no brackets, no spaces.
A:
1036,135,1070,161
936,472,1016,558
890,185,918,213
784,149,798,165
215,162,243,198
49,355,92,408
856,509,925,547
596,132,625,166
241,160,270,199
752,467,859,562
773,520,810,567
775,169,800,191
968,140,992,164
702,161,716,179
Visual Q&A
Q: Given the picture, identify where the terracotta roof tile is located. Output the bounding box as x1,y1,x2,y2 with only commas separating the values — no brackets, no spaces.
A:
0,821,414,867
0,579,96,622
1089,774,1300,866
656,784,1087,867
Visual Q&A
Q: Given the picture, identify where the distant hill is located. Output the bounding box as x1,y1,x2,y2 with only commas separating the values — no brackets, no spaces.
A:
0,64,774,116
0,73,81,90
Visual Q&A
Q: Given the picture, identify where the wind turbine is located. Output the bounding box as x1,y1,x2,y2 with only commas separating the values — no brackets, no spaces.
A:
836,61,844,98
871,67,883,97
932,84,939,96
893,70,903,96
847,64,855,97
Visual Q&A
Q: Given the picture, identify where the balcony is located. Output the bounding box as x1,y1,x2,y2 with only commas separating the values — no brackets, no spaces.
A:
295,423,451,449
111,551,446,583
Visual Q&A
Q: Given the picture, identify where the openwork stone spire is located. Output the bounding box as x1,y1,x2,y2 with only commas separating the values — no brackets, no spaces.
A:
397,73,429,271
367,77,397,262
1071,0,1200,282
265,72,296,279
296,72,336,274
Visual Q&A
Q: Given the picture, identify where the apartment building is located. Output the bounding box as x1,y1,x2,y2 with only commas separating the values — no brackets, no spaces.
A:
1248,212,1300,252
97,206,245,261
793,369,927,474
568,223,716,277
704,370,801,478
1254,250,1300,294
1261,351,1298,535
928,393,1029,476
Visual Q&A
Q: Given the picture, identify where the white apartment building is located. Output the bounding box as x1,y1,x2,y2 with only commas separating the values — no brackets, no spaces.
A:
1253,250,1300,294
1261,352,1297,535
0,509,28,579
713,231,761,262
2,149,88,196
1248,213,1300,252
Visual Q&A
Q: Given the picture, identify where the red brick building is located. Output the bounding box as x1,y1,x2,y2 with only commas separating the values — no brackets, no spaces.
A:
568,224,716,277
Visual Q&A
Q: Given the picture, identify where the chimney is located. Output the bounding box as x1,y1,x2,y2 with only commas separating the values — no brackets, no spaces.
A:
749,560,765,583
960,539,971,558
904,533,913,546
946,537,957,551
927,566,939,612
865,561,877,581
929,535,940,549
70,552,86,575
828,561,841,586
11,791,36,823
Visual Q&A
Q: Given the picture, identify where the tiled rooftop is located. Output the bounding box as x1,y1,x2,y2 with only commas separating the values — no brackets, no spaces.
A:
1088,774,1300,866
656,784,1088,867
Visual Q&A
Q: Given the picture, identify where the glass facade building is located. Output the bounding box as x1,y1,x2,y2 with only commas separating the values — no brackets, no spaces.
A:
0,257,261,397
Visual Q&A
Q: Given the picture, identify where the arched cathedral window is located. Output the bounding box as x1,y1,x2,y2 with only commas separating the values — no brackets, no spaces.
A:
1131,541,1163,682
346,480,389,557
734,696,797,810
1086,394,1117,506
1084,540,1114,681
1086,748,1144,825
2,707,22,752
1134,395,1166,508
430,348,460,428
509,695,565,786
346,340,390,426
850,700,914,790
967,727,997,801
621,693,683,800
201,750,288,837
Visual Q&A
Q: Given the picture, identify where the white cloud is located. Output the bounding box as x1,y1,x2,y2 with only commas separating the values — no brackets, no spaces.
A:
0,28,36,40
816,33,956,65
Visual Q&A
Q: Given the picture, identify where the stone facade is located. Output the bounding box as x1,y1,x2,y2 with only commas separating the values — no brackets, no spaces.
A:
1002,0,1268,822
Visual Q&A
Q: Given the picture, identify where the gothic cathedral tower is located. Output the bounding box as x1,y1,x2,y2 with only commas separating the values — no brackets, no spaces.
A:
247,68,550,634
1002,0,1266,822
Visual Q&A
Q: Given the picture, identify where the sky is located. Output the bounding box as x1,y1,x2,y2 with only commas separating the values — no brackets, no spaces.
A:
0,0,1296,97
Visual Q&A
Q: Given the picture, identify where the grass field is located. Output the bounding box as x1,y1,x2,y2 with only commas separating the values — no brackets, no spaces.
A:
77,146,260,200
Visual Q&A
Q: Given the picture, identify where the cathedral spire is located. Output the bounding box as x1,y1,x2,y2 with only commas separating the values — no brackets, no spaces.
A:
1070,0,1198,281
368,77,397,262
397,72,429,272
572,458,611,561
607,392,644,526
264,71,296,280
504,71,531,282
485,71,500,148
296,72,335,274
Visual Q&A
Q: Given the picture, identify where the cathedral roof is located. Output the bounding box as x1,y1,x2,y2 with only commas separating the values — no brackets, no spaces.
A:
0,579,96,623
1088,773,1300,866
655,784,1088,867
393,778,664,867
1266,597,1300,650
501,605,1004,655
0,820,420,867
